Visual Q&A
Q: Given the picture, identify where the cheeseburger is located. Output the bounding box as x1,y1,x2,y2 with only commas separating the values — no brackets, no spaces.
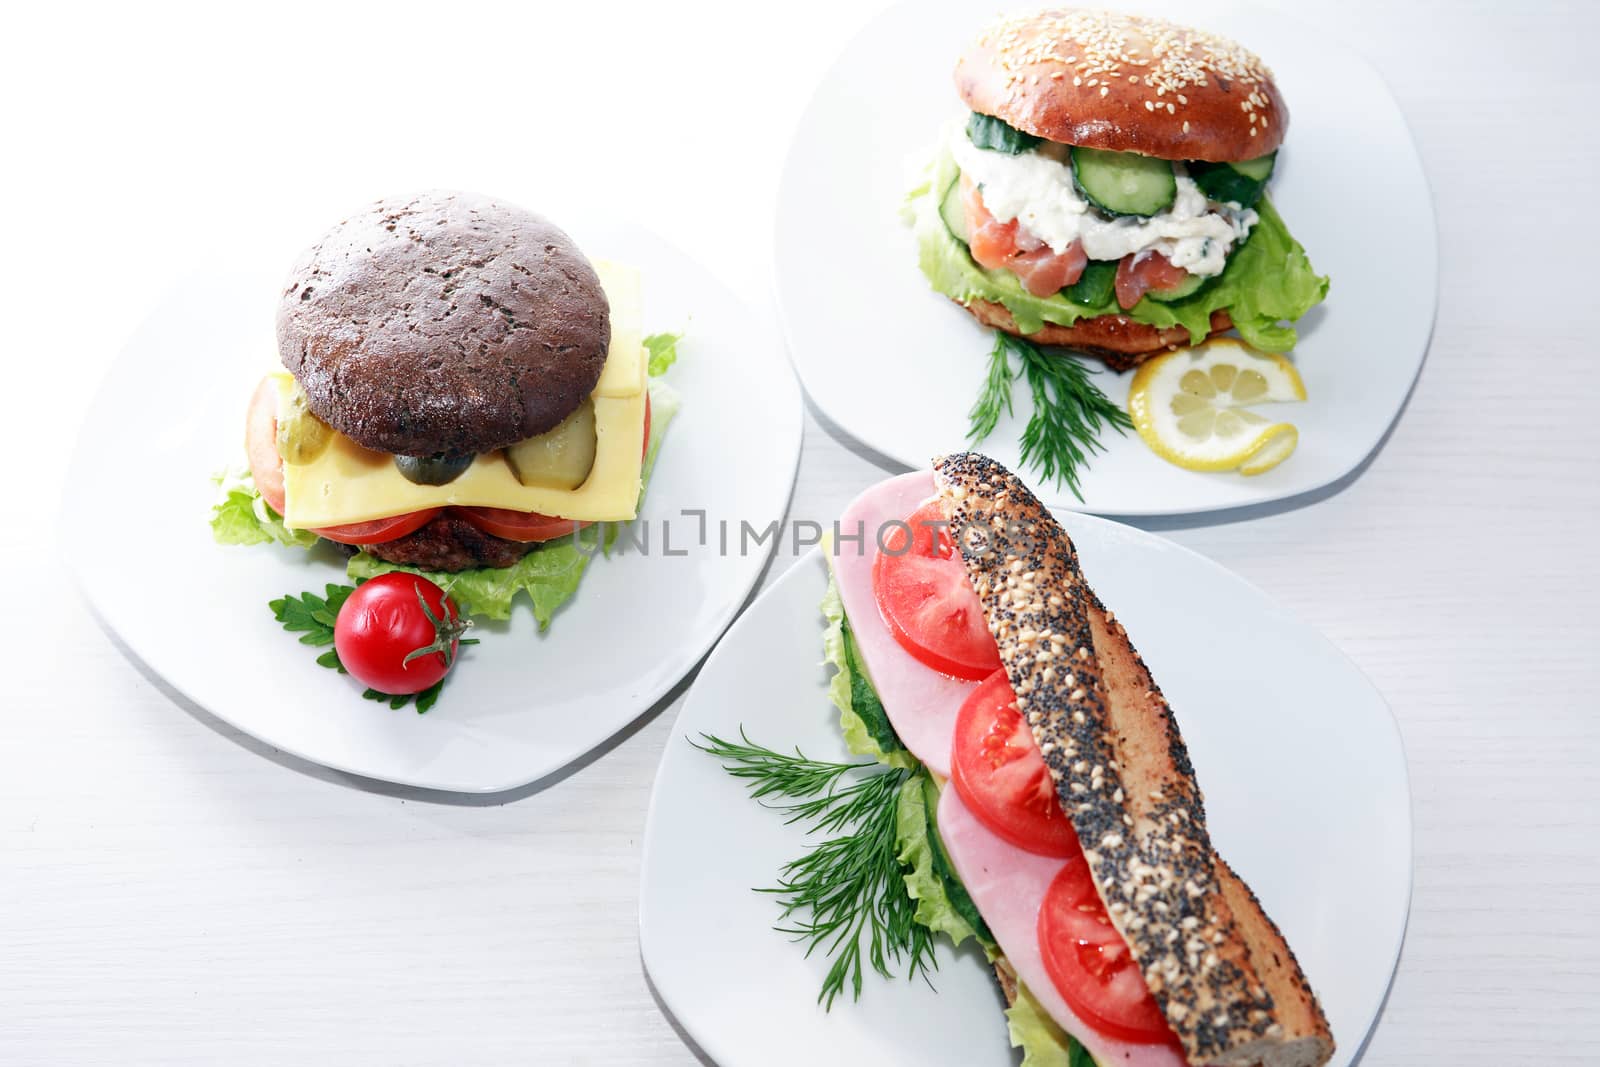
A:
241,190,659,572
913,9,1328,369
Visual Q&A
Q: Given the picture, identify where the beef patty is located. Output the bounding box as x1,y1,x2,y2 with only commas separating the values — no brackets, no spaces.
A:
358,513,543,573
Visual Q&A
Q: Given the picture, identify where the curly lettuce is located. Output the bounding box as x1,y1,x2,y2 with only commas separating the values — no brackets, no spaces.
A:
821,574,917,768
1007,981,1098,1067
909,148,1328,352
895,774,994,950
209,469,318,549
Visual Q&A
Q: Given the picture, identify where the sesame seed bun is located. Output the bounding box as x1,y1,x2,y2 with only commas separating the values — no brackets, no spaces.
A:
955,8,1286,162
959,298,1233,371
277,190,611,458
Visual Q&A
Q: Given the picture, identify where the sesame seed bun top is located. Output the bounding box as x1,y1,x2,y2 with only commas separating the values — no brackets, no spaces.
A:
955,8,1287,162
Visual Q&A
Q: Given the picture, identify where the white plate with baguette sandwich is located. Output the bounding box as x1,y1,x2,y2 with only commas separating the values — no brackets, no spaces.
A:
640,454,1409,1066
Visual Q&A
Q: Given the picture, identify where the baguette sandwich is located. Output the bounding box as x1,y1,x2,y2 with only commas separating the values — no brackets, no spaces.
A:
820,453,1333,1065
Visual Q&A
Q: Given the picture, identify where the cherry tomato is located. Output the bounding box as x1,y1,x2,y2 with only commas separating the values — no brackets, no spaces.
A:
312,510,443,546
871,498,1002,680
950,669,1082,857
245,376,287,515
1038,853,1179,1044
333,573,469,694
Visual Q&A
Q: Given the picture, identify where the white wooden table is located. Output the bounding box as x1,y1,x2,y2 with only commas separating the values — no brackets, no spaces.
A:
4,1,1597,1062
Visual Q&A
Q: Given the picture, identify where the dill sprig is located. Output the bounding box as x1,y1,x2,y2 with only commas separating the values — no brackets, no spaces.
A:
694,731,935,1009
967,332,1133,502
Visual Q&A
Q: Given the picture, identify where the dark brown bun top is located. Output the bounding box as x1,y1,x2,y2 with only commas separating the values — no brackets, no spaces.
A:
277,190,610,457
955,8,1286,162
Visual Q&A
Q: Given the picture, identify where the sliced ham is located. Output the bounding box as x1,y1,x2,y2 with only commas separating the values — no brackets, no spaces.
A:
829,470,977,777
937,788,1189,1067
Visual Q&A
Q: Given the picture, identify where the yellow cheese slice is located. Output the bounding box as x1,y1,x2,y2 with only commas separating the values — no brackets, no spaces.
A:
591,259,643,398
276,257,648,529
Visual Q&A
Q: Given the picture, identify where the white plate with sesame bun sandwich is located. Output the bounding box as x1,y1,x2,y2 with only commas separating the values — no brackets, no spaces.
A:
641,454,1410,1066
775,2,1435,516
63,192,802,793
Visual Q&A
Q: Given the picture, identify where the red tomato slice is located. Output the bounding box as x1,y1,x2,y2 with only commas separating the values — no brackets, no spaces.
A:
1038,854,1179,1045
311,510,443,546
1114,251,1190,310
453,508,588,542
245,376,287,515
950,669,1082,857
871,498,1001,681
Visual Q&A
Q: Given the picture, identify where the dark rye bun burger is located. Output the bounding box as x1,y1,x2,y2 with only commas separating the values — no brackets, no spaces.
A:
274,190,611,570
944,9,1292,369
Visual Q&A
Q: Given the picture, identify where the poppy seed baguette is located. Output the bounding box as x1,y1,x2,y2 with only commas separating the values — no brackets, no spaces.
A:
933,452,1332,1067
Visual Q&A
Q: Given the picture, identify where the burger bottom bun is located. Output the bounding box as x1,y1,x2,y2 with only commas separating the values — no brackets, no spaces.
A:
962,300,1233,372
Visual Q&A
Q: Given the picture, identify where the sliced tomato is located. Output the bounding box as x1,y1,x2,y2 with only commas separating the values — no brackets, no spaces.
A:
245,376,287,515
1114,251,1190,310
311,510,443,546
453,508,587,542
1038,854,1179,1045
871,498,1001,680
950,669,1082,857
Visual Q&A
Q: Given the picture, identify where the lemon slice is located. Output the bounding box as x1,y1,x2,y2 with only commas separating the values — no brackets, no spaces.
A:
1128,338,1307,476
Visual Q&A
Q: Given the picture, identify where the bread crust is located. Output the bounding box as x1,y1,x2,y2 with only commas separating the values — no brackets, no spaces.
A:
278,190,610,457
955,9,1286,162
961,298,1233,371
934,452,1333,1067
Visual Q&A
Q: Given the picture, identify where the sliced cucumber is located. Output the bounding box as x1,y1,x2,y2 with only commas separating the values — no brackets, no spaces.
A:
966,112,1041,155
1189,152,1276,208
1230,152,1277,182
920,775,994,943
1071,146,1177,217
842,620,905,758
1142,271,1210,304
1063,259,1116,307
938,178,969,245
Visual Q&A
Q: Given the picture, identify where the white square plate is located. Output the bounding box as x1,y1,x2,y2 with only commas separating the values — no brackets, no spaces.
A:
63,221,802,793
641,521,1411,1064
774,0,1436,515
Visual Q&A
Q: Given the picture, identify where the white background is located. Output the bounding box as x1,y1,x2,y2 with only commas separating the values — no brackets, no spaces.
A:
3,1,1597,1063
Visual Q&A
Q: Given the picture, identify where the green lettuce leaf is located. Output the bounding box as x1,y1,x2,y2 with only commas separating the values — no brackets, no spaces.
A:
909,148,1327,352
896,775,985,948
347,526,597,626
347,375,681,626
821,574,917,769
209,468,318,549
1007,981,1098,1067
644,331,682,377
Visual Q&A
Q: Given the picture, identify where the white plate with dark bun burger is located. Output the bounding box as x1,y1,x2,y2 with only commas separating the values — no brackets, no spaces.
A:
641,454,1410,1066
64,190,802,793
776,1,1435,515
